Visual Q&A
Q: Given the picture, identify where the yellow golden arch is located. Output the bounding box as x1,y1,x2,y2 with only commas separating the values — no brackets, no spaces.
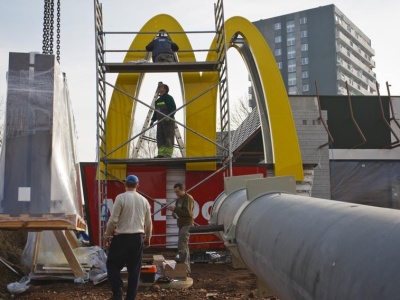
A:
105,14,304,181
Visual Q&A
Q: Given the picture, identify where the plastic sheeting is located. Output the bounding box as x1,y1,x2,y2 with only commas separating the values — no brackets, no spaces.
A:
331,160,400,208
22,232,106,270
0,52,85,276
0,52,82,215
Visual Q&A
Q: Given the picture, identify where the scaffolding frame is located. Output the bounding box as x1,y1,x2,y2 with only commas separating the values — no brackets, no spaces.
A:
94,0,232,246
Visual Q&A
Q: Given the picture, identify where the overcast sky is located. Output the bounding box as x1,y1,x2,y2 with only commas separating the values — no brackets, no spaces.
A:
1,0,399,162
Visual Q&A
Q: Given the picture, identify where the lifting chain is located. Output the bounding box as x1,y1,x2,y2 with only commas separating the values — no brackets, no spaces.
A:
56,0,61,63
42,0,61,63
49,0,54,55
42,0,50,54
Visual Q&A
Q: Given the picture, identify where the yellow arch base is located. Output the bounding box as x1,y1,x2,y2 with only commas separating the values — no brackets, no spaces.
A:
104,14,303,181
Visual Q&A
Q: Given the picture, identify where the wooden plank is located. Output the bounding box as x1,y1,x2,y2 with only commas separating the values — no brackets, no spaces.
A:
32,232,42,274
65,230,80,249
52,230,86,279
0,214,86,231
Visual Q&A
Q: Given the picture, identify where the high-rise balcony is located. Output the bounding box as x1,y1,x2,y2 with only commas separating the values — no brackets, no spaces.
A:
336,31,375,68
335,20,375,56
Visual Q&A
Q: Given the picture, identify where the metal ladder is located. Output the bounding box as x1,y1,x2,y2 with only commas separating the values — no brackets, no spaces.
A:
215,0,232,175
132,82,186,158
94,0,108,246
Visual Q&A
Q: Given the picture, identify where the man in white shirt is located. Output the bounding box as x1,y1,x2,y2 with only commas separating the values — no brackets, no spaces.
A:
104,175,152,300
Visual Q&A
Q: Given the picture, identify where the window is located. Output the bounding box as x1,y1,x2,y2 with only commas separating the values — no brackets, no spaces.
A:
275,35,282,43
287,33,295,46
277,62,282,69
301,43,308,51
288,86,297,95
275,48,282,56
302,71,309,79
301,57,309,65
300,30,308,38
303,84,309,92
288,59,296,72
287,46,296,59
300,17,307,24
274,22,281,30
288,73,296,86
347,64,353,71
286,20,295,32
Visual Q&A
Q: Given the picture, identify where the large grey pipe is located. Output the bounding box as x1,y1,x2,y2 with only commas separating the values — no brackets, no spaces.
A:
210,176,400,300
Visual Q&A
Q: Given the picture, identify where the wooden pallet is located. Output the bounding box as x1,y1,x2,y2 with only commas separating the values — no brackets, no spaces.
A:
30,230,88,280
0,214,88,280
0,213,86,231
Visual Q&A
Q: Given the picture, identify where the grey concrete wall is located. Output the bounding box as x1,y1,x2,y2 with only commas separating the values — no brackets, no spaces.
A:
290,96,331,199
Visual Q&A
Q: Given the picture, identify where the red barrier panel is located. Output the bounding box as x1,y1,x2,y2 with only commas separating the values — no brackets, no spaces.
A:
80,163,266,248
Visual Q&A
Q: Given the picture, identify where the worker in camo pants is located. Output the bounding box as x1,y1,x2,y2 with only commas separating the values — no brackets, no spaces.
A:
150,83,176,158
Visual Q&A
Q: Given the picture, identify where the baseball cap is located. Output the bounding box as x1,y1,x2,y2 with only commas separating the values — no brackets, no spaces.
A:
125,175,139,183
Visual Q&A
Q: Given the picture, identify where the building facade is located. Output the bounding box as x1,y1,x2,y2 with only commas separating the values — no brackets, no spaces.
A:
252,5,376,97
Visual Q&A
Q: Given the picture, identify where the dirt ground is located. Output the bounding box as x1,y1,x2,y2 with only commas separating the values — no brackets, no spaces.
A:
0,230,273,300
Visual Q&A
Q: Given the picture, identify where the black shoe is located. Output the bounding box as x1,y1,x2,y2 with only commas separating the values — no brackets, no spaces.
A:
155,155,165,158
109,294,122,300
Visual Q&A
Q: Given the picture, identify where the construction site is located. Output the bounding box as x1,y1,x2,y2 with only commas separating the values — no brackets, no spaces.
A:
1,0,400,299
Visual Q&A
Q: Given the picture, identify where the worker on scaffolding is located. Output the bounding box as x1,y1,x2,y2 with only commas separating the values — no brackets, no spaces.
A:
150,83,176,158
146,30,179,62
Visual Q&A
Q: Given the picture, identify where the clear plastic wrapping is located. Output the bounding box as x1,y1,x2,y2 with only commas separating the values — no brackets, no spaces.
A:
0,52,82,215
0,52,84,276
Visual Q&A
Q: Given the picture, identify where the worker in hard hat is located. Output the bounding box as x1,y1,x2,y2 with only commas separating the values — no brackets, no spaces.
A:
146,30,179,62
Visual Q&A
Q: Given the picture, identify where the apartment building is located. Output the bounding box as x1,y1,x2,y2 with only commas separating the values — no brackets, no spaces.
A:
252,4,376,97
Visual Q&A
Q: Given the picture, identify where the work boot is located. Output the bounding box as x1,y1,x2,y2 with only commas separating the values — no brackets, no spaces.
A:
109,294,122,300
110,287,123,300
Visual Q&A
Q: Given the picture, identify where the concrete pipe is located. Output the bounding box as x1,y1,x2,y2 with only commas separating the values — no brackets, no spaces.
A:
211,176,400,300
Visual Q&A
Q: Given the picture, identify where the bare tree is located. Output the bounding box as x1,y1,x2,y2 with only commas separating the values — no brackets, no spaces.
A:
230,94,252,129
